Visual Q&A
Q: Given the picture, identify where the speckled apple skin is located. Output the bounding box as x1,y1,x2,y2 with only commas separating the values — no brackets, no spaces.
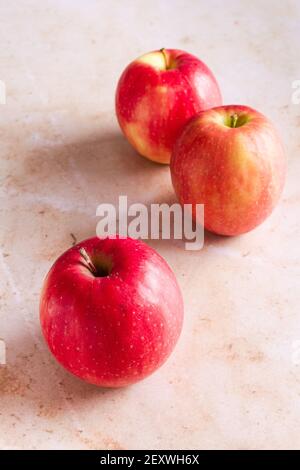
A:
115,48,222,164
40,237,184,388
170,105,286,236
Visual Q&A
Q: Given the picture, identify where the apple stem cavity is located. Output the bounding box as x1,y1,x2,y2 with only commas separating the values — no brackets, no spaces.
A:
160,48,168,70
231,113,239,128
79,247,97,275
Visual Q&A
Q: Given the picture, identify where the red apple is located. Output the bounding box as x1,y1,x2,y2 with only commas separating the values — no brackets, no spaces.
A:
170,105,286,236
115,48,222,164
40,237,184,387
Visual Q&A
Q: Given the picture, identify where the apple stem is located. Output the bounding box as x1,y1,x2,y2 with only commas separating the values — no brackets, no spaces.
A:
79,247,97,275
160,48,168,69
231,113,239,128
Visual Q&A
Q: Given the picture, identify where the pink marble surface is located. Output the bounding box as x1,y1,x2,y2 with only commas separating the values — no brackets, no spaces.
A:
0,0,300,450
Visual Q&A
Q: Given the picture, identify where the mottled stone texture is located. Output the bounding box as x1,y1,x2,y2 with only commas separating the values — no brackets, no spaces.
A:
0,0,299,450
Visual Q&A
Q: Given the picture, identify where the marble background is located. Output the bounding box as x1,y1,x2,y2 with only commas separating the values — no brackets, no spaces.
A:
0,0,300,449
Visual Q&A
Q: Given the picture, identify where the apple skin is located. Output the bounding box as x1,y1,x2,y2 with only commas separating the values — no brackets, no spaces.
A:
40,237,184,388
170,105,286,236
115,48,222,164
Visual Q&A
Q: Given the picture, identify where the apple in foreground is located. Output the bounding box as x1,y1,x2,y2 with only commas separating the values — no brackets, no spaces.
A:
115,48,222,164
170,105,286,236
40,237,184,387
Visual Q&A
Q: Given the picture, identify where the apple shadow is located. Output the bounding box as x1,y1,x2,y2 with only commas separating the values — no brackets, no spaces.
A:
17,129,169,201
0,321,126,417
11,126,232,252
